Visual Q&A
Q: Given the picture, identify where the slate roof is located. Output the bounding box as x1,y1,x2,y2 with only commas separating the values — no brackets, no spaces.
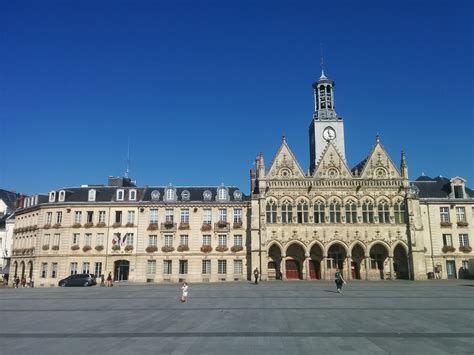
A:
351,157,368,175
411,176,474,199
0,189,19,212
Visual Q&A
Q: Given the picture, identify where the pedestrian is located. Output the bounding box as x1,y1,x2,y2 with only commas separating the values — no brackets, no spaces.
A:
107,272,113,287
253,268,259,284
335,269,346,293
100,274,105,287
181,282,189,302
21,276,26,288
14,276,20,288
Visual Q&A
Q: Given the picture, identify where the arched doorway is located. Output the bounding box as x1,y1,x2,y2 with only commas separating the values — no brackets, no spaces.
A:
351,244,365,280
268,244,282,280
327,243,347,278
393,244,409,279
20,261,25,278
309,244,323,279
13,261,18,277
369,243,389,280
286,243,305,280
114,260,130,281
27,261,33,279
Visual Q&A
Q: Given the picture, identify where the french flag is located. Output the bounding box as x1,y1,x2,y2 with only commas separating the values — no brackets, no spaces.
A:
121,234,127,247
112,233,120,245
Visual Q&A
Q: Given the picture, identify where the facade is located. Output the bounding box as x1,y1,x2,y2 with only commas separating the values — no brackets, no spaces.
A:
0,189,21,279
250,69,419,281
412,175,474,279
10,177,250,286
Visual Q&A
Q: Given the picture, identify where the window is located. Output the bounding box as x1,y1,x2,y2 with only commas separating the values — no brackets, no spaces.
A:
378,202,390,224
86,211,93,224
454,186,464,199
442,234,453,246
96,233,104,246
53,234,60,247
41,263,48,278
329,202,341,223
51,263,58,278
180,235,189,246
218,208,227,222
218,260,227,274
440,207,450,223
88,189,96,202
74,211,82,224
203,208,212,224
49,191,56,203
179,260,188,274
459,234,469,247
180,209,189,223
46,212,52,225
164,235,173,247
297,201,309,223
234,235,242,246
362,202,374,223
456,207,466,222
126,233,134,246
165,208,174,222
394,203,406,224
127,211,135,224
150,209,158,223
43,234,50,246
345,202,357,224
70,262,78,275
115,211,122,223
234,260,243,274
129,189,137,201
202,235,211,246
82,262,90,274
72,233,80,245
266,200,277,224
202,260,211,274
117,189,124,201
58,190,66,202
56,212,62,224
84,233,92,246
99,211,106,223
148,235,158,246
95,262,102,277
218,188,227,200
314,202,325,224
147,260,156,274
282,201,293,224
166,188,175,201
181,190,190,200
163,260,172,275
218,234,227,246
233,209,242,223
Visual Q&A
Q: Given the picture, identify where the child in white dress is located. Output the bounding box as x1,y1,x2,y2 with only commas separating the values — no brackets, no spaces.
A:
181,282,189,302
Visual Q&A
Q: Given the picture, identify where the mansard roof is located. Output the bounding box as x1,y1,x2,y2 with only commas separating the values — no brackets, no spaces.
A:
0,189,20,212
412,176,474,199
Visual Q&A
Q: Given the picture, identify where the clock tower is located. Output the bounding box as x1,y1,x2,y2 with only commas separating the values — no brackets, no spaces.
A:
309,68,346,174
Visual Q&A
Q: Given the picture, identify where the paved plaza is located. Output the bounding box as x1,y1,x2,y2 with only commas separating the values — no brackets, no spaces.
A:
0,280,473,354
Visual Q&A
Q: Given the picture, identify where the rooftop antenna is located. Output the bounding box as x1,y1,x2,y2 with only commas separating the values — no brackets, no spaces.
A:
125,137,130,178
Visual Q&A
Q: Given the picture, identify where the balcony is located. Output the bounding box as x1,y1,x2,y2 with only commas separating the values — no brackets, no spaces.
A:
161,221,177,231
215,221,230,232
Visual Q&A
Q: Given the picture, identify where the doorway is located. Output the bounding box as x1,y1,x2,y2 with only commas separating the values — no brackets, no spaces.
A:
446,260,457,279
114,260,130,281
285,259,300,279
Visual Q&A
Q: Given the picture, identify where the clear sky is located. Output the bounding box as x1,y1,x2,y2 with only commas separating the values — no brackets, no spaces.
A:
1,0,473,195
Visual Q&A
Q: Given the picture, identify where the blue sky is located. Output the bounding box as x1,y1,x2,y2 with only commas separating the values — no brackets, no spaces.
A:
1,0,472,195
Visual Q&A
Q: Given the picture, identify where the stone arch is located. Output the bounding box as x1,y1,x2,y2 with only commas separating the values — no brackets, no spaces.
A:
311,196,326,205
369,243,390,280
367,240,391,255
268,243,283,280
326,241,348,277
393,242,409,279
350,242,366,280
20,261,25,278
279,196,294,205
375,195,391,204
309,242,323,279
342,195,358,204
285,242,306,280
27,261,33,279
13,261,18,277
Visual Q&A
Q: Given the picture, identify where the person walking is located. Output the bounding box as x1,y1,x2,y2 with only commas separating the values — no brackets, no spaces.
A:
14,276,20,288
181,282,189,302
100,274,105,287
106,272,113,287
253,268,259,285
335,269,346,293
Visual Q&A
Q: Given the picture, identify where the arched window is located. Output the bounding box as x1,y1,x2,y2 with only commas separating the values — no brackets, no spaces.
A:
329,201,341,223
345,201,357,224
266,200,277,224
394,202,406,224
362,202,374,223
281,201,293,224
218,188,227,200
378,201,390,224
297,201,308,223
314,201,325,224
166,188,175,201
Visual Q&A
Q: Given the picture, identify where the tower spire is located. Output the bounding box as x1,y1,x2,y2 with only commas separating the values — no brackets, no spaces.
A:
320,42,326,79
125,137,130,178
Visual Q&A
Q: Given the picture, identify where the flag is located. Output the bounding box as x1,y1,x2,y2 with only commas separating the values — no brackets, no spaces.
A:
112,233,120,245
121,233,127,247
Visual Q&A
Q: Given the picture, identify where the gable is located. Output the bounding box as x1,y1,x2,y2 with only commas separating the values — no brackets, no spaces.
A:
267,141,305,179
359,142,401,179
313,142,353,179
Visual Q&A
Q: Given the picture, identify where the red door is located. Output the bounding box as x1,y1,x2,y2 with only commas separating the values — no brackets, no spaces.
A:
309,260,320,279
286,260,299,279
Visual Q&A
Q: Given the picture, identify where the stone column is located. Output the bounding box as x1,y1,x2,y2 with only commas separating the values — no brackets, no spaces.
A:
389,256,394,280
365,256,370,280
346,256,352,281
304,254,311,280
281,255,287,280
321,257,327,280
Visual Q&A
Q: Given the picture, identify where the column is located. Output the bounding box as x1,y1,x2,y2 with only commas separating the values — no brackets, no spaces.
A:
389,256,394,280
304,255,311,280
346,256,352,281
281,255,286,280
321,257,327,280
365,256,370,280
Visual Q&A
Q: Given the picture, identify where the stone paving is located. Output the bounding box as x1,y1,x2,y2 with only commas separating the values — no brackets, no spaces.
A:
0,280,473,355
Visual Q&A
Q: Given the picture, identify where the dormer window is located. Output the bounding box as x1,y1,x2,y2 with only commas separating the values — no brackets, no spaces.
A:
117,189,124,201
165,187,176,202
34,195,38,205
217,187,228,201
49,191,56,203
58,190,66,202
233,190,242,201
129,189,137,201
450,177,466,199
203,190,212,201
181,190,190,201
88,189,96,202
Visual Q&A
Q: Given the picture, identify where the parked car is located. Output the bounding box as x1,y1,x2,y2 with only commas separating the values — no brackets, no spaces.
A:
58,273,97,287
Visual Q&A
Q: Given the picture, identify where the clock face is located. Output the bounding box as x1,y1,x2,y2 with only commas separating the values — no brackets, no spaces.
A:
323,127,336,141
